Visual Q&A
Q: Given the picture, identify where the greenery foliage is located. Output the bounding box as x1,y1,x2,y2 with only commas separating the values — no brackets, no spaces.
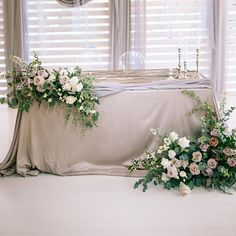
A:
129,91,236,195
0,54,99,128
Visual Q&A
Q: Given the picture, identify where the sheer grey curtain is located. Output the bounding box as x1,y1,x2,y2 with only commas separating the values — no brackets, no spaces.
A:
109,0,130,69
208,0,227,99
3,0,28,71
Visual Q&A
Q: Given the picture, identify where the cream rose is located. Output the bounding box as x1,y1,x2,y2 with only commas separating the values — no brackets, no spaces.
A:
171,158,181,168
65,96,77,105
178,137,190,149
207,158,217,169
179,182,191,196
227,158,236,167
62,83,71,91
71,83,83,93
69,76,79,86
59,75,70,85
179,171,187,178
192,151,202,163
202,167,213,177
34,76,45,86
189,163,200,175
167,166,179,179
181,160,189,169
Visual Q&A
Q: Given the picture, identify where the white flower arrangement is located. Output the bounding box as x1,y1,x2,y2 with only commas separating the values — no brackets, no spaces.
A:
1,54,99,128
129,93,236,196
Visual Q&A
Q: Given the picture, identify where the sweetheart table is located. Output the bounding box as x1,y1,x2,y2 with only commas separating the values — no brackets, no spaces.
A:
0,70,218,177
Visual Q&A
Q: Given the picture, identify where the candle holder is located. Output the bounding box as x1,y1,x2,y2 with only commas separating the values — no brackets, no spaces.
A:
175,48,184,80
193,48,204,79
183,61,189,79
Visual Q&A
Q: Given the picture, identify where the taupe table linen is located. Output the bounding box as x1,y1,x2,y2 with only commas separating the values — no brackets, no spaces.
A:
0,70,218,177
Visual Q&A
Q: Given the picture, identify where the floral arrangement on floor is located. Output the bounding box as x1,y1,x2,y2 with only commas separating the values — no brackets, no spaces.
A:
0,54,99,128
129,91,236,195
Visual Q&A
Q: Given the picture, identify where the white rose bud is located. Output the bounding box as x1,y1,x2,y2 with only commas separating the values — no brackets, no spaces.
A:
179,171,187,178
168,150,176,159
65,96,77,105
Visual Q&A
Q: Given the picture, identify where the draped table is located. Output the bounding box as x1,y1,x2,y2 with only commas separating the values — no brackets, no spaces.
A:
0,70,218,177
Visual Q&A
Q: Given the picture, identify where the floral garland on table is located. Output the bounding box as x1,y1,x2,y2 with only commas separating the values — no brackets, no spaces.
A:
129,91,236,196
0,54,99,129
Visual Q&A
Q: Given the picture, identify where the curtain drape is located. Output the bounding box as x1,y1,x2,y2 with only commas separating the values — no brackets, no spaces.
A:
208,0,227,99
109,0,130,69
3,0,27,71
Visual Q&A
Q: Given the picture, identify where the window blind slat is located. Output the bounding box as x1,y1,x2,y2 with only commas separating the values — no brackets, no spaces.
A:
26,0,110,70
131,0,210,77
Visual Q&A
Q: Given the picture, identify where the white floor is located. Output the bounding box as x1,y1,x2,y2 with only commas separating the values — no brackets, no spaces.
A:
0,97,236,236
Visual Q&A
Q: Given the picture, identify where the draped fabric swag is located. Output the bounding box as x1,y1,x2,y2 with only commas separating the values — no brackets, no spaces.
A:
1,0,228,98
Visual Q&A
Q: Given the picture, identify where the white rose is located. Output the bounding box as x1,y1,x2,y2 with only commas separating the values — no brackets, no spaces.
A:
62,83,71,91
79,106,83,110
168,150,176,159
161,173,169,183
69,76,79,86
65,96,77,105
161,158,171,169
169,131,179,141
48,74,56,82
91,110,96,114
178,137,190,149
179,182,191,196
71,83,83,93
48,98,52,103
43,93,47,98
179,171,187,178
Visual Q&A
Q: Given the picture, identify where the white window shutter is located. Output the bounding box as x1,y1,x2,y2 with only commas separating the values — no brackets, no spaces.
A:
26,0,110,70
131,0,211,77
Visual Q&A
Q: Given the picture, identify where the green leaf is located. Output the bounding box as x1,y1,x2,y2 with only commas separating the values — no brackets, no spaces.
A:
194,177,202,187
179,154,189,161
198,162,207,171
0,97,5,104
188,181,194,190
9,97,18,107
